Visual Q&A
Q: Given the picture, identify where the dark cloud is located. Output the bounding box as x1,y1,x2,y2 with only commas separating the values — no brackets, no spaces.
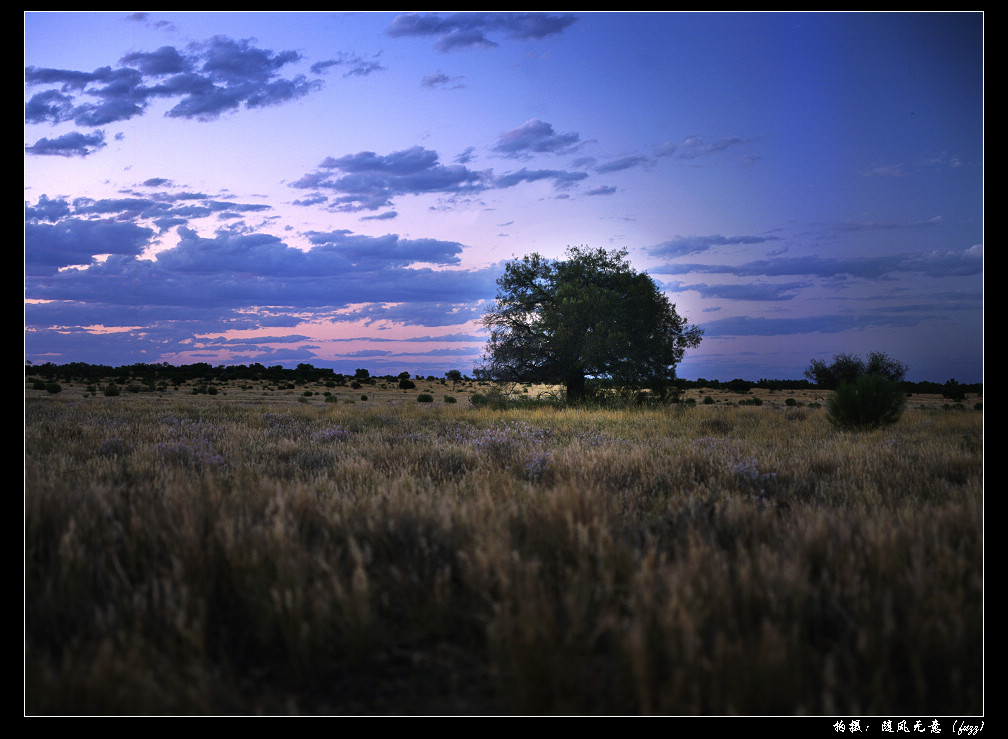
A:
24,35,324,134
290,146,492,212
24,195,495,327
584,185,617,196
361,211,398,221
309,52,385,77
595,155,651,173
304,229,465,268
493,167,588,190
119,45,189,75
24,89,75,124
24,193,271,236
25,218,154,276
386,12,576,52
653,249,983,281
24,194,71,222
698,312,930,338
491,119,582,158
24,130,107,157
648,234,783,258
678,281,810,302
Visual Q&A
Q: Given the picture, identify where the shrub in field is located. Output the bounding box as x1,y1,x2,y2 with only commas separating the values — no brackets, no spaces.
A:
469,387,508,410
102,383,120,396
827,373,906,431
444,395,457,404
32,380,47,391
399,378,416,390
416,393,434,403
45,382,62,394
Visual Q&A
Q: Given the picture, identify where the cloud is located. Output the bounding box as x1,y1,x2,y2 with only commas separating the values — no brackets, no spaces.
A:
24,130,107,157
860,153,967,178
25,218,154,276
310,52,385,77
303,229,465,268
291,142,594,210
678,281,810,302
829,217,943,232
491,119,582,158
595,155,651,173
653,249,983,281
290,146,492,212
648,234,782,258
386,12,576,52
493,167,589,190
25,193,499,368
698,312,930,338
584,185,617,196
655,135,752,160
421,70,466,89
25,194,494,316
24,35,324,132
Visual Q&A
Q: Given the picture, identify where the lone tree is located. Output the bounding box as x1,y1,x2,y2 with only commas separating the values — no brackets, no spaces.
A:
477,246,703,404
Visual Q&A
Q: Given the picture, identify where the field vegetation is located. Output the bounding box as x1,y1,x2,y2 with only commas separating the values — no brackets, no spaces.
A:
24,371,983,715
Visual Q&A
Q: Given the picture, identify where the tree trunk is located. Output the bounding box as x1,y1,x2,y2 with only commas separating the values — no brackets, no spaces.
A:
565,372,586,404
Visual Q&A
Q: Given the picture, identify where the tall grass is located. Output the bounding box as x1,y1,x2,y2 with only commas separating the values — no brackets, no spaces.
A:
24,392,983,715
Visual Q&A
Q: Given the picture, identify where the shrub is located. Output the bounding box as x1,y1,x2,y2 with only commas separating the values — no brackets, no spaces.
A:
416,393,434,403
469,387,509,410
45,382,62,394
399,379,416,390
702,395,715,405
32,380,47,391
444,395,457,404
103,383,121,397
360,394,368,401
827,374,906,431
785,397,798,407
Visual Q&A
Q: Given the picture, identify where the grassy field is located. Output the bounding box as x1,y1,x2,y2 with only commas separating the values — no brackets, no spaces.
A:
24,377,983,715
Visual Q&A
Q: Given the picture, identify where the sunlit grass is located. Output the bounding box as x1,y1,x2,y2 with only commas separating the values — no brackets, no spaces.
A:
24,385,983,715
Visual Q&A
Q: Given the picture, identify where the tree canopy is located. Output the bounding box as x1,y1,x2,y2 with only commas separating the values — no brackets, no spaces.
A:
477,246,703,403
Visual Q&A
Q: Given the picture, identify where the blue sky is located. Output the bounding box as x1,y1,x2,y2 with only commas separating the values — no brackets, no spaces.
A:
24,11,983,382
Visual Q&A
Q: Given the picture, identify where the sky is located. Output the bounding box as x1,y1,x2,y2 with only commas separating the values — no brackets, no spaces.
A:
24,11,984,382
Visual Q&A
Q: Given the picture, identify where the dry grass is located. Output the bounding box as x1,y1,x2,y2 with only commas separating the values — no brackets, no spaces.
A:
24,379,983,715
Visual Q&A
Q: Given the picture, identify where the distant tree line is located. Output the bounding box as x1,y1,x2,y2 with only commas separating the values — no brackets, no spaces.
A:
23,361,468,388
25,360,981,399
